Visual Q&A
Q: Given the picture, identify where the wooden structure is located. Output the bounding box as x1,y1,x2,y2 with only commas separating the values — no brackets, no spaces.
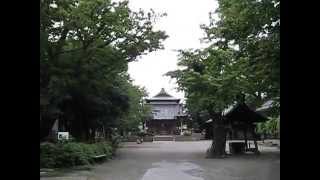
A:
145,88,186,135
224,103,268,154
202,102,268,153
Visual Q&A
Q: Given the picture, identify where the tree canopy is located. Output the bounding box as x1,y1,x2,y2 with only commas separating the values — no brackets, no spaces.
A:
167,0,279,157
40,0,167,141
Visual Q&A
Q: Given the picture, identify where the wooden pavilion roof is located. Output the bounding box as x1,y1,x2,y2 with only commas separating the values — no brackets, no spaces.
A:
224,103,268,124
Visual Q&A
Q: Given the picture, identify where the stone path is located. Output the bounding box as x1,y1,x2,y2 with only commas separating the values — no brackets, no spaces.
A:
40,140,280,180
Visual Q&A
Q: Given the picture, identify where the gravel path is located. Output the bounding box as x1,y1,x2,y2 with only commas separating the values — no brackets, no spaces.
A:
40,140,280,180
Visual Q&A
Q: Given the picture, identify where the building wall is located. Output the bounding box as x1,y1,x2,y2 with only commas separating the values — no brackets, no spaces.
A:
146,100,181,135
151,103,180,120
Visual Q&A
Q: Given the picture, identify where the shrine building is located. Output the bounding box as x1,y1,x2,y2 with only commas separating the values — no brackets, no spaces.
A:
145,88,185,135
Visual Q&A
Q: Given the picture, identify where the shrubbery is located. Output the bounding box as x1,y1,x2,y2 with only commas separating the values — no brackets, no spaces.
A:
256,116,280,139
40,141,115,168
183,131,192,136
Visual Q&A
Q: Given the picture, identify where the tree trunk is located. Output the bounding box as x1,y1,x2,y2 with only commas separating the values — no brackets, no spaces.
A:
91,128,96,140
69,115,87,141
105,127,111,141
40,116,57,141
207,114,227,158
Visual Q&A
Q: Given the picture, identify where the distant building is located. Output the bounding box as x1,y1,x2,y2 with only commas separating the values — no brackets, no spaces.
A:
145,88,186,135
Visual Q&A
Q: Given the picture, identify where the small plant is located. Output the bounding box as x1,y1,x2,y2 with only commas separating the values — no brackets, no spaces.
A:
40,141,115,168
40,142,59,168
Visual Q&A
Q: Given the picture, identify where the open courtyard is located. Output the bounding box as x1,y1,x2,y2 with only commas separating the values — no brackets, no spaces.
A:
41,140,280,180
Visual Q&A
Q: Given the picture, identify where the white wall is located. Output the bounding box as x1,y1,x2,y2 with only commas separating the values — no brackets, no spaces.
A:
151,104,179,119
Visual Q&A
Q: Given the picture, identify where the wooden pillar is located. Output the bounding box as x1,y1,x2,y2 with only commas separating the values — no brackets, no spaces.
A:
244,127,248,151
253,138,259,154
252,127,259,154
181,119,183,135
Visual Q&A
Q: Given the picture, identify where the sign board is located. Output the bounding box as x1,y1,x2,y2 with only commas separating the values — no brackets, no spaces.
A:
57,132,69,140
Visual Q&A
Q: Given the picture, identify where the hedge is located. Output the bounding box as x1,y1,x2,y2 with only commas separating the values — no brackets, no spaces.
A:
40,141,115,168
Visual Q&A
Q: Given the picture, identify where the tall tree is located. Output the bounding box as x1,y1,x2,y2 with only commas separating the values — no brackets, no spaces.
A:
167,0,279,157
168,48,249,157
40,0,167,141
201,0,280,106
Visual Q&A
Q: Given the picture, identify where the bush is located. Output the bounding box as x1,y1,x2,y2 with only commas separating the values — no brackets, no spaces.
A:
40,142,60,168
40,141,115,168
256,116,280,139
183,131,192,136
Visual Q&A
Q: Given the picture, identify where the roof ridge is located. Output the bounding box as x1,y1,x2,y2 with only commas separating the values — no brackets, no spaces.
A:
153,88,173,97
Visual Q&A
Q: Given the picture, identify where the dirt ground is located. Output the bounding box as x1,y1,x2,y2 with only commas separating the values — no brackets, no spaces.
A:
40,140,280,180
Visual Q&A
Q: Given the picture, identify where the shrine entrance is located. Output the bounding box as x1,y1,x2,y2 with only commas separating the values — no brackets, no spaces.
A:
146,120,179,135
159,123,167,135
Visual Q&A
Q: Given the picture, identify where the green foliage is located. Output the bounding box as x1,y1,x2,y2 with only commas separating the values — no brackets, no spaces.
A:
40,0,167,140
118,85,151,133
256,116,280,138
168,0,279,117
40,143,60,168
169,48,246,115
40,141,114,168
167,0,279,157
202,0,280,103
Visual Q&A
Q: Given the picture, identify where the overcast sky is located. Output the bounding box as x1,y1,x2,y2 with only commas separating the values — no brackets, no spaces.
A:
127,0,219,99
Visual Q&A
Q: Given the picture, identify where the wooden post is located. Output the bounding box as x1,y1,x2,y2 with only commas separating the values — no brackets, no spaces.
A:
253,138,259,154
180,118,183,135
252,129,259,154
244,127,248,151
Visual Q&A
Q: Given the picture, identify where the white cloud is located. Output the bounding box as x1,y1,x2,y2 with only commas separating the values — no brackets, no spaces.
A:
128,0,219,99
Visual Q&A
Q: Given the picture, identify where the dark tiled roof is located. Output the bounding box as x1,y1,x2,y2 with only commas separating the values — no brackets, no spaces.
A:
224,103,268,123
146,88,180,101
154,88,173,97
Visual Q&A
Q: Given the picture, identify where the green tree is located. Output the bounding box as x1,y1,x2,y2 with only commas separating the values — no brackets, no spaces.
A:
167,0,279,157
256,116,280,139
118,84,151,135
201,0,280,105
40,0,167,141
168,48,249,157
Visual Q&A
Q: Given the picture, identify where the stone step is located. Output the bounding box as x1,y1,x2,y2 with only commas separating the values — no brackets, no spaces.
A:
143,136,154,142
174,136,197,141
153,136,174,141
